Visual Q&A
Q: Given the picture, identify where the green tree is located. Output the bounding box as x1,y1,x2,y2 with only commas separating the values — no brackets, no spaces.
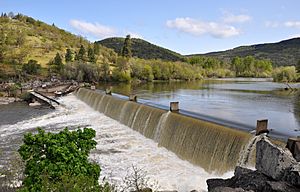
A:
65,48,73,63
77,45,86,61
18,128,101,191
88,47,96,63
22,59,41,75
49,52,63,73
100,63,110,81
93,42,100,55
121,35,132,58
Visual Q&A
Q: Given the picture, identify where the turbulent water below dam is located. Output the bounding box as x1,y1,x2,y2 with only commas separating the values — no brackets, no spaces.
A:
0,94,237,192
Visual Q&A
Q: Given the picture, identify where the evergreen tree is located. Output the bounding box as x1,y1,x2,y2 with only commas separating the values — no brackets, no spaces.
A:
52,52,63,72
87,47,96,63
77,45,86,61
65,48,73,63
93,42,100,55
121,35,132,58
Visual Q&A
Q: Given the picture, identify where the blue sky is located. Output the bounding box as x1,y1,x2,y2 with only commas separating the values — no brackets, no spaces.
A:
1,0,300,54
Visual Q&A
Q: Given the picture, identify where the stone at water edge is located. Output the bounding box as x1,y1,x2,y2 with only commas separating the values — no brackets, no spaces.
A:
206,166,299,192
210,187,252,192
256,137,300,186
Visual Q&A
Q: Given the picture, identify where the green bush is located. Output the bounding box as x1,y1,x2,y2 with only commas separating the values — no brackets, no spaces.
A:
272,66,298,82
18,128,101,191
19,92,32,102
112,69,131,82
22,60,41,75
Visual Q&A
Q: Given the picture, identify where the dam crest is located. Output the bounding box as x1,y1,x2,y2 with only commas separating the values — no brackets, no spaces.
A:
75,88,253,173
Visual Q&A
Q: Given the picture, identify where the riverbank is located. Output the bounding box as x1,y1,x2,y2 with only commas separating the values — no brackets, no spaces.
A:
0,96,21,105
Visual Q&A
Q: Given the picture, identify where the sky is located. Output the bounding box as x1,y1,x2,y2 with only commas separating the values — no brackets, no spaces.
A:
1,0,300,54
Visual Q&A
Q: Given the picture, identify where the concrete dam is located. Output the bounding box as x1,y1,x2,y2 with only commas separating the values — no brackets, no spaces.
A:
75,88,253,173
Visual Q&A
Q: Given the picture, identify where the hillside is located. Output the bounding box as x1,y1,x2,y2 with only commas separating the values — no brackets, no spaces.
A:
189,38,300,66
0,13,116,68
97,37,184,61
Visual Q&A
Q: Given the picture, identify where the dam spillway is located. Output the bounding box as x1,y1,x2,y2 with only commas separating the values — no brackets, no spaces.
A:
75,88,252,173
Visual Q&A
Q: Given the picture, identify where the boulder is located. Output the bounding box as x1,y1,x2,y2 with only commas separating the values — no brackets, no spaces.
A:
256,137,300,186
207,166,299,192
265,181,299,192
210,187,252,192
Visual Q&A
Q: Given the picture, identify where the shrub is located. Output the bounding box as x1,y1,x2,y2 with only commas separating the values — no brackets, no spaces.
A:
112,69,131,82
272,66,298,82
18,128,101,191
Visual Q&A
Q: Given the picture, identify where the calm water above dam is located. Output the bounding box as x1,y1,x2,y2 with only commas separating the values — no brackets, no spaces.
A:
98,79,300,139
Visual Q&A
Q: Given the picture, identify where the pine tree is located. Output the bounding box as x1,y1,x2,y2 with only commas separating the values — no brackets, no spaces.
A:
52,52,63,72
87,47,96,63
65,48,73,63
121,35,132,58
93,42,100,55
77,45,86,61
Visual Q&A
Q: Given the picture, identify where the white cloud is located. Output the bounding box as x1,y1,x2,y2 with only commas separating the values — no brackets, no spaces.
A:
284,21,300,28
265,21,280,28
166,17,240,38
223,13,251,24
70,20,116,38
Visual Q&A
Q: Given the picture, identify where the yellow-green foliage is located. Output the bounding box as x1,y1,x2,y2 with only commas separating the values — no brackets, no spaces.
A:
0,14,117,68
272,66,298,82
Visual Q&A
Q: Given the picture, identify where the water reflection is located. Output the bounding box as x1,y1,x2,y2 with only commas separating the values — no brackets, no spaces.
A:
293,91,300,132
97,79,300,138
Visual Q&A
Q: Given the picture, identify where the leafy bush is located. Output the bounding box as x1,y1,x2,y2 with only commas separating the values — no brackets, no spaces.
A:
22,60,41,75
18,128,101,191
112,70,131,82
272,66,298,82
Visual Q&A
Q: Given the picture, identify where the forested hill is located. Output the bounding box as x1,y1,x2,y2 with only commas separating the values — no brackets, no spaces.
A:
97,37,184,61
0,13,115,67
189,38,300,66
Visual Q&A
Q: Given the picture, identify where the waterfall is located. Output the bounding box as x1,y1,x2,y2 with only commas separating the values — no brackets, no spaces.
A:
75,88,253,173
154,111,171,142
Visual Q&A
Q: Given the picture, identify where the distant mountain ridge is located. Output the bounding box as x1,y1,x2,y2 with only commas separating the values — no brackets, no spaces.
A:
189,38,300,66
96,37,184,61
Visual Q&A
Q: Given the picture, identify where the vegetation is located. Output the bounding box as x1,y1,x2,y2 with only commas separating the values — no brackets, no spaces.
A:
22,59,41,75
17,127,112,192
97,37,184,61
192,38,300,67
186,55,272,78
0,12,116,81
1,12,300,84
121,35,132,58
272,66,298,82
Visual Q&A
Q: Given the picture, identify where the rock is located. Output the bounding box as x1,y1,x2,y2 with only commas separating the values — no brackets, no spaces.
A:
265,181,299,192
256,137,300,186
282,164,300,187
141,188,152,192
207,166,299,192
211,187,252,192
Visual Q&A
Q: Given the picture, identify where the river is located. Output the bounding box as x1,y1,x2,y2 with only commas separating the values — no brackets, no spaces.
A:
97,79,300,139
1,78,299,191
0,95,232,192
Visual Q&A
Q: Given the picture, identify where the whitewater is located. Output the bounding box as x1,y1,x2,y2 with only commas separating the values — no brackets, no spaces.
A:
0,94,233,191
